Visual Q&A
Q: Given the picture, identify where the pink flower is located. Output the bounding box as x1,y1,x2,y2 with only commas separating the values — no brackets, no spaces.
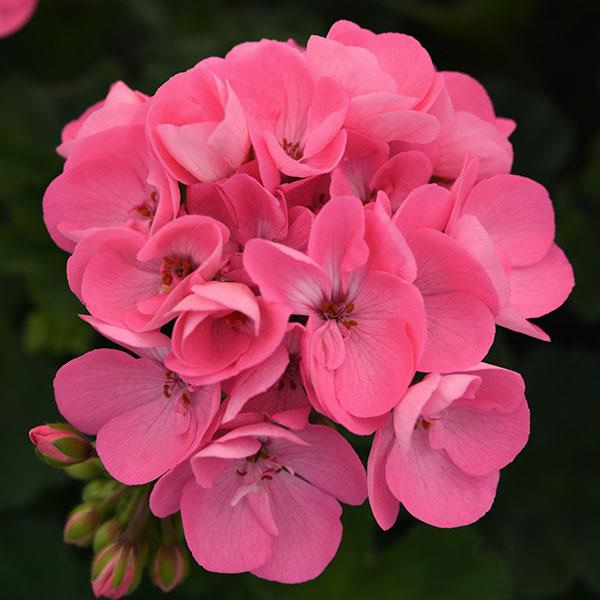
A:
29,423,93,467
244,196,426,434
0,0,36,39
310,23,441,144
330,131,432,209
67,215,227,331
391,74,514,181
446,159,575,339
223,40,349,189
368,363,529,528
54,348,221,484
369,188,500,372
221,324,311,430
44,124,179,252
166,281,289,385
187,173,313,282
172,422,366,582
147,64,250,184
58,81,148,158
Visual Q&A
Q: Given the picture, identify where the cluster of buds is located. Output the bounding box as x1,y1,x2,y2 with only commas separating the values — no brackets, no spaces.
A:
30,423,190,598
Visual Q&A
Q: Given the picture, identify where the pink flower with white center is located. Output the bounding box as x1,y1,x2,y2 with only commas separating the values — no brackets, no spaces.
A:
244,196,426,434
153,422,366,583
330,131,432,210
58,81,148,158
445,158,574,340
44,124,179,252
368,363,529,529
306,26,441,144
67,215,227,331
166,281,289,385
147,63,250,184
54,348,221,485
0,0,36,38
223,40,349,190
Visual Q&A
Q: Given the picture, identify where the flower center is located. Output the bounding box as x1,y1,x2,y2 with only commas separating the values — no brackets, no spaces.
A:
235,443,287,481
160,255,195,293
321,296,358,329
224,310,247,329
133,190,158,220
282,137,303,160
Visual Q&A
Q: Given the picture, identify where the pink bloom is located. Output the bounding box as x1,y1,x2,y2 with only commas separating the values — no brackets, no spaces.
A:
446,159,574,339
223,40,349,189
0,0,36,38
178,422,366,582
54,348,221,485
222,324,311,429
371,186,500,372
147,64,250,184
166,281,289,385
330,131,432,209
391,75,513,181
67,216,226,331
442,71,516,137
44,125,179,252
188,173,313,282
58,81,148,158
368,363,529,528
310,24,441,144
244,196,426,434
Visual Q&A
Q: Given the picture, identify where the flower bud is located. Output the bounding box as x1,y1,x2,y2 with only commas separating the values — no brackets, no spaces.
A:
93,519,123,553
65,457,106,480
83,479,122,504
64,502,102,547
91,542,145,599
150,540,190,592
29,423,93,467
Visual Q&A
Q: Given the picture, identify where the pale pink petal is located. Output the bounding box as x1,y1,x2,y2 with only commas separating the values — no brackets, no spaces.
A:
370,150,433,210
306,35,396,97
385,429,499,527
435,111,513,180
335,272,425,417
96,384,220,485
367,418,400,530
149,461,193,518
495,304,550,341
54,349,164,435
433,399,529,477
251,473,342,583
463,175,555,266
270,424,367,505
392,183,453,236
308,195,369,290
442,71,496,123
243,239,331,314
507,244,574,317
0,0,37,38
181,476,273,574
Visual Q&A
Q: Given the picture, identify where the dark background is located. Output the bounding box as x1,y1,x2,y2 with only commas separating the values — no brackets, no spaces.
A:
1,1,599,598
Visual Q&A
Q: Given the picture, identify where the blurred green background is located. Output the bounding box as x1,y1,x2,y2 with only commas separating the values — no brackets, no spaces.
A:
1,0,599,598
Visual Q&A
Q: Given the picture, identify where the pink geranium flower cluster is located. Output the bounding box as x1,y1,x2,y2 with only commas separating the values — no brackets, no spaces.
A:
43,20,573,585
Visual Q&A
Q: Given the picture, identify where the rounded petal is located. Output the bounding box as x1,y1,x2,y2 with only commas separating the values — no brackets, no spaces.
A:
251,473,342,583
385,429,499,527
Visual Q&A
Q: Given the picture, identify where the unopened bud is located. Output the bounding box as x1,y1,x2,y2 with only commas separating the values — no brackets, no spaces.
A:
91,542,145,599
151,540,190,592
29,423,93,467
65,457,106,480
64,503,102,547
83,479,122,504
93,519,123,553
